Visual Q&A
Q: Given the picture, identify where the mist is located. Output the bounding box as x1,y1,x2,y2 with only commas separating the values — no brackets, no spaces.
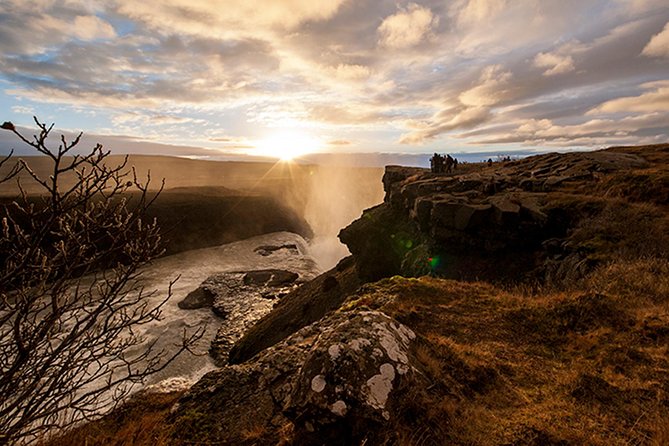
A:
301,164,384,270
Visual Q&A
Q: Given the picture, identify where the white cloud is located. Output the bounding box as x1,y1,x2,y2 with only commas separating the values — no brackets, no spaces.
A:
399,106,490,144
378,3,438,49
453,0,508,25
72,16,117,40
589,81,669,114
470,112,669,147
11,105,35,115
459,65,512,107
112,112,205,127
37,14,116,41
642,21,669,58
116,0,347,37
533,51,575,76
332,63,371,80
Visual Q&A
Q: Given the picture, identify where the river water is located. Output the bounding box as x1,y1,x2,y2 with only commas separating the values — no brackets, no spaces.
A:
126,231,321,391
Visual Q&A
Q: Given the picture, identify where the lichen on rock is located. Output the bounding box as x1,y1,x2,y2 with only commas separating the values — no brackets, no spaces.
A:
172,310,421,445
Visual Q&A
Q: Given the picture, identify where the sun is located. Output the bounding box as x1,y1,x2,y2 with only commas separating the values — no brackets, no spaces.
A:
254,130,321,161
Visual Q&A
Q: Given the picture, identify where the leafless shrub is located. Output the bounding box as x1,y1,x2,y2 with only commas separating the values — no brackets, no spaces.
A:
0,118,204,445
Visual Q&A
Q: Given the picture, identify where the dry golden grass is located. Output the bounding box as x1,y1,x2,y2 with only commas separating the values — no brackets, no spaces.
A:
339,268,669,446
40,392,181,446
584,258,669,305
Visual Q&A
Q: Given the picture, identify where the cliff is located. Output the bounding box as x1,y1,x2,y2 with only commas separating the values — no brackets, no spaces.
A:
340,148,666,285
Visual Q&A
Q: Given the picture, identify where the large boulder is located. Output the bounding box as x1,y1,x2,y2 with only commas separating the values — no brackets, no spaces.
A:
177,286,216,310
171,311,422,445
286,311,419,443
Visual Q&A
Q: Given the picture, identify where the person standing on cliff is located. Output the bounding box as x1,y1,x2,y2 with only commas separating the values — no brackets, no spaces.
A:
446,154,454,173
430,153,445,173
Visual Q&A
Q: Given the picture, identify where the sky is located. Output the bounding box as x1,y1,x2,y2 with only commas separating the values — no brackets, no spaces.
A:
1,0,668,162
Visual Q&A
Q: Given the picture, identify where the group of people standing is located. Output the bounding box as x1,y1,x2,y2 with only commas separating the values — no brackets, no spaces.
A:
430,153,458,173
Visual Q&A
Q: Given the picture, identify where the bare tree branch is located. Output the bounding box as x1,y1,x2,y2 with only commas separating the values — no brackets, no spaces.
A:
0,119,204,445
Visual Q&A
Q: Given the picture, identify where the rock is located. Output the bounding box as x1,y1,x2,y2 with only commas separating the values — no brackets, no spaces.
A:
181,270,302,365
285,311,420,444
488,195,521,226
321,276,338,292
453,203,492,231
338,204,425,281
382,166,424,205
229,256,362,365
177,286,216,310
411,197,433,230
339,148,654,284
254,243,300,256
243,269,299,286
431,199,463,228
543,176,568,189
172,310,422,445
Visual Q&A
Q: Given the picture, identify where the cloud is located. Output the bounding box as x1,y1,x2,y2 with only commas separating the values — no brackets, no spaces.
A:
459,65,513,107
589,81,669,114
399,106,491,144
331,63,372,80
327,139,352,146
307,103,400,126
112,112,205,127
533,51,575,76
378,3,438,49
467,112,669,147
453,0,508,25
0,2,115,55
11,105,34,115
642,21,669,58
1,0,669,155
115,0,348,37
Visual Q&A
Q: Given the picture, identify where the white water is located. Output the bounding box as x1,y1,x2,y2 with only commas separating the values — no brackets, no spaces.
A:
129,231,321,391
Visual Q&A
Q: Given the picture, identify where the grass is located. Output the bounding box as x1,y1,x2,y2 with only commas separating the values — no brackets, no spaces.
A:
335,259,669,445
40,392,181,446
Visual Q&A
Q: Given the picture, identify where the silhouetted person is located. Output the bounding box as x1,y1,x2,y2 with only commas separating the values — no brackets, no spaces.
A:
446,154,454,173
487,158,493,167
430,153,445,173
453,158,458,170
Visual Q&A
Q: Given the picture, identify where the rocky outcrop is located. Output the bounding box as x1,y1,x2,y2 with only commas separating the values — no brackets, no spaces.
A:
340,150,651,283
338,204,428,281
231,148,659,371
171,310,422,445
178,269,301,364
177,286,216,309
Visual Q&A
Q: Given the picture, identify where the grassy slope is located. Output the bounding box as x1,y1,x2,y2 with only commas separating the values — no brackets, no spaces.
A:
343,267,669,445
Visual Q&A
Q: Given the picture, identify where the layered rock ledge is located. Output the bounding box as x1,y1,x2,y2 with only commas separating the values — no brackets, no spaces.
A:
341,149,653,283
